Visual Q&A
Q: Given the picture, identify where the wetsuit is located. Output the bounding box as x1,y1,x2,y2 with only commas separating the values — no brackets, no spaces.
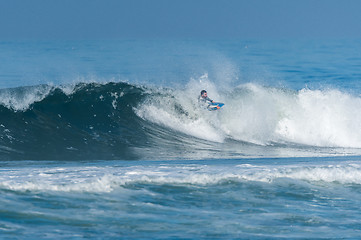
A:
198,95,213,104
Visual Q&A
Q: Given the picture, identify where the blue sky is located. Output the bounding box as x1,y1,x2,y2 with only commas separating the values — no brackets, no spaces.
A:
1,0,361,39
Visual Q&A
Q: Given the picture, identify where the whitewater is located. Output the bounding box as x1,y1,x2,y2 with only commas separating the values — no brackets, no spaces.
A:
1,39,361,239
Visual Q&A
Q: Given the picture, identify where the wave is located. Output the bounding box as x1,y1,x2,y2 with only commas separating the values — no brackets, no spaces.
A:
1,79,361,160
1,162,360,193
0,82,147,160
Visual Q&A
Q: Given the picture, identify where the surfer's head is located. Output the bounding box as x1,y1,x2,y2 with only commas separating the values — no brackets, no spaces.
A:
200,90,207,98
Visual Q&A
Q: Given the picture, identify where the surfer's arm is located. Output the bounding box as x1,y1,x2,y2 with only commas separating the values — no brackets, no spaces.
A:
205,97,213,103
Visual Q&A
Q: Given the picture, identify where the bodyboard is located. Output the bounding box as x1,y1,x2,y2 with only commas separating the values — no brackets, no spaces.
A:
207,102,224,111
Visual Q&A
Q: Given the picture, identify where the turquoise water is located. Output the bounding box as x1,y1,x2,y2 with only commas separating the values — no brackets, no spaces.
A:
1,39,361,239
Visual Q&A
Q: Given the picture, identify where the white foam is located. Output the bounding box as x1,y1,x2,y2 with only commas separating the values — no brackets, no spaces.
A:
0,85,53,111
136,78,361,148
276,89,361,147
230,85,361,148
0,162,360,193
58,83,78,96
135,105,224,142
218,83,293,145
135,76,225,142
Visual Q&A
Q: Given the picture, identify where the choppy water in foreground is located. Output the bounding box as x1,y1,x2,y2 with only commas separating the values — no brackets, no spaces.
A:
1,158,361,239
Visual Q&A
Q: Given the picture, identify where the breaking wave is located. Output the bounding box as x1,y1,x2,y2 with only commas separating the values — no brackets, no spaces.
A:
1,78,361,160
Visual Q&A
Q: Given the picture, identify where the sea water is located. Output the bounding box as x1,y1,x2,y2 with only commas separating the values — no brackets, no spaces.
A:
1,39,361,239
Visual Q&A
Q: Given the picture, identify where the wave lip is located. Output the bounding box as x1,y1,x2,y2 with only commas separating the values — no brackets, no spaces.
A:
0,84,54,111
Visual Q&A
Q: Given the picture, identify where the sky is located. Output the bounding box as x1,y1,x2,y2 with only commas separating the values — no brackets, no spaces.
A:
0,0,361,40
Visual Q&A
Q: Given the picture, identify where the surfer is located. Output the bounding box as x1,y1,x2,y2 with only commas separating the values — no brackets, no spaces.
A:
198,90,224,111
198,90,214,104
198,90,223,111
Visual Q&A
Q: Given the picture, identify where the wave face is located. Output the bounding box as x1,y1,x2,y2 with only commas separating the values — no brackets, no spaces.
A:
0,82,149,160
1,80,361,160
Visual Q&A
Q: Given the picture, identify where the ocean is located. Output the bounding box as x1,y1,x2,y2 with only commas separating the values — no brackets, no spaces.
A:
1,39,361,239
